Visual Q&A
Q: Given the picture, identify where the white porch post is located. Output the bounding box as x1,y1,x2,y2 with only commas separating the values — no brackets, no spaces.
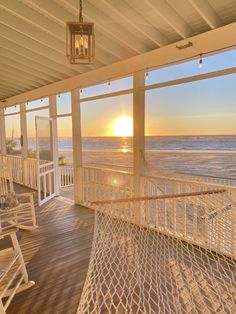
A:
20,103,28,157
133,70,145,224
49,95,60,196
0,108,6,155
20,103,28,186
71,89,83,204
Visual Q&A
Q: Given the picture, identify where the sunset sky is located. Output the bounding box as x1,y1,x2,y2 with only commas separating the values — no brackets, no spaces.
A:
5,49,236,139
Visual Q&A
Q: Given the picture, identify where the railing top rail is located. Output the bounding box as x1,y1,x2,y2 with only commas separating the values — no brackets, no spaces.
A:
143,173,236,191
79,165,132,176
177,171,236,182
92,189,226,205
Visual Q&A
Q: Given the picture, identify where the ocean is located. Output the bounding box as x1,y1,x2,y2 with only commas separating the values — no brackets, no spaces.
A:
54,135,236,152
11,135,236,178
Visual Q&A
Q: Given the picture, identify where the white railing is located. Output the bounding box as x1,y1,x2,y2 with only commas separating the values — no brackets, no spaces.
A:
60,165,74,187
0,155,37,189
176,172,236,187
76,166,236,258
77,166,236,205
0,154,75,190
93,189,235,259
77,166,134,206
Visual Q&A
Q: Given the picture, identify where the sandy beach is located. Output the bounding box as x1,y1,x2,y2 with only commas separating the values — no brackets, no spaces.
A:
59,150,236,179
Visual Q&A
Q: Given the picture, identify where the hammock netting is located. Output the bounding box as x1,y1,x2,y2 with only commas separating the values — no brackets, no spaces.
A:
78,191,236,314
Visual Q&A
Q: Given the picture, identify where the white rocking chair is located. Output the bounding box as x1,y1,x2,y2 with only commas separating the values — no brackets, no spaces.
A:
0,169,37,231
0,228,35,313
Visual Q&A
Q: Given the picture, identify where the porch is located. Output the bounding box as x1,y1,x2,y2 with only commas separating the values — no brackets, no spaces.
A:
0,0,236,311
5,184,93,314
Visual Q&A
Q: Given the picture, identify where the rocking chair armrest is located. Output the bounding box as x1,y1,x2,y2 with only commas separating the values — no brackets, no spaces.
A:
16,193,34,203
0,227,18,239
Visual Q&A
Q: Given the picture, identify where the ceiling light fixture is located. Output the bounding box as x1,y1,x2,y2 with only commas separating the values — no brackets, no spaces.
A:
66,0,95,64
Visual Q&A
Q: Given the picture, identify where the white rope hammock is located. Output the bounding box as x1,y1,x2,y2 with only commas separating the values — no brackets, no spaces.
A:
77,190,236,313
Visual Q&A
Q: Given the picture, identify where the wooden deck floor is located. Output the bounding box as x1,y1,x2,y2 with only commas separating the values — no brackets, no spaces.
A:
7,185,94,314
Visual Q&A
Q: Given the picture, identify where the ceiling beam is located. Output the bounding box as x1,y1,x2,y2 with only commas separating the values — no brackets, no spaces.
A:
3,22,236,107
0,24,88,75
188,0,223,29
0,70,40,90
61,0,147,54
0,64,47,87
0,76,37,91
0,83,25,94
0,36,79,78
0,47,67,81
93,0,170,47
144,0,193,38
0,4,107,67
0,55,59,84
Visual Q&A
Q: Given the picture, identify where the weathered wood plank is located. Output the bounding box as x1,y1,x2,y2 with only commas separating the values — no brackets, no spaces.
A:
6,184,94,314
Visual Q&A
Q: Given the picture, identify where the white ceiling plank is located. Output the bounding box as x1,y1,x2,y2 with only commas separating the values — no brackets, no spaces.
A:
0,57,54,85
0,64,48,87
189,0,223,29
61,0,147,54
0,83,25,94
144,0,193,38
0,76,38,91
0,55,61,84
95,0,170,47
0,47,67,81
0,24,88,75
0,4,106,68
1,70,41,89
1,0,112,66
0,36,79,78
25,0,126,61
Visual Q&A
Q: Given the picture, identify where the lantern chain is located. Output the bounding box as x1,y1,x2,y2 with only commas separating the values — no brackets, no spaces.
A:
79,0,83,23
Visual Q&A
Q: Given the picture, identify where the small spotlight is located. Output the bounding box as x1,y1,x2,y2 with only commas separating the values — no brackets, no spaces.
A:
80,88,83,96
198,54,203,69
145,71,149,81
108,81,111,89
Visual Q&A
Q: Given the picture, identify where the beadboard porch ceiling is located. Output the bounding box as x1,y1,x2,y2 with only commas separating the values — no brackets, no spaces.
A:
1,0,236,101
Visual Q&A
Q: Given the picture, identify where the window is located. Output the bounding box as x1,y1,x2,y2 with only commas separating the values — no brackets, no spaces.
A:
57,92,71,115
57,116,73,165
5,114,21,155
27,109,49,157
26,98,49,110
81,76,133,99
81,93,133,170
146,49,236,86
145,74,236,177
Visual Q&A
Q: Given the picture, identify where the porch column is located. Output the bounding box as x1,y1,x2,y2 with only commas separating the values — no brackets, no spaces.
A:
133,70,145,224
71,89,83,204
49,95,60,196
0,108,6,155
20,103,28,157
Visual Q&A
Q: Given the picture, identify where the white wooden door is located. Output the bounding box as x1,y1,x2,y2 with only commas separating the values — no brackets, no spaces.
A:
36,116,57,205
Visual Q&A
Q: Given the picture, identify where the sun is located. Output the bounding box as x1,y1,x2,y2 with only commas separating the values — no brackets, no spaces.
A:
111,115,133,136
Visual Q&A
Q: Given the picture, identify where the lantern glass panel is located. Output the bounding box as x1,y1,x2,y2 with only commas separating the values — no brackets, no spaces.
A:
66,22,94,64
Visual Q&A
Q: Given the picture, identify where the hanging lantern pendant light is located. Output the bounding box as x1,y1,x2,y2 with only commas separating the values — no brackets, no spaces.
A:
66,0,95,64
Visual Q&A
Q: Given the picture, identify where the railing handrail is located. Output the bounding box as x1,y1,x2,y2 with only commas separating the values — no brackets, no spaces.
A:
92,189,226,205
177,171,236,182
142,173,236,191
78,165,132,176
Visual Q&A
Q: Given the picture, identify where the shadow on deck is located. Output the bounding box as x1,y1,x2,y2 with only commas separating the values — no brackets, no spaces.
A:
7,184,94,314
